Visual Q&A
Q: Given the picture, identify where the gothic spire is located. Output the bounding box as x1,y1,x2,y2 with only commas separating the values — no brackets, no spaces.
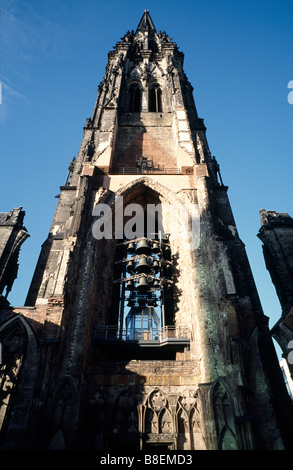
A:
136,9,156,33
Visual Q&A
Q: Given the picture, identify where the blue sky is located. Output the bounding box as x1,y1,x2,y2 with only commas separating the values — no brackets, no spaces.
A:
1,0,292,338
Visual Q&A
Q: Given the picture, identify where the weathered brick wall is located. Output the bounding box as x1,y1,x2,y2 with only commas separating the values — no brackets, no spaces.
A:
113,128,177,169
112,112,177,170
4,300,64,342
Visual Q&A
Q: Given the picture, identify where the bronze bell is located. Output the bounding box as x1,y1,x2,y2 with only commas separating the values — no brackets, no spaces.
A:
163,244,171,255
137,276,148,290
127,260,135,273
164,264,172,277
127,298,136,307
153,260,160,273
136,257,151,273
153,278,160,288
152,241,160,253
126,279,135,290
127,242,136,253
136,239,151,255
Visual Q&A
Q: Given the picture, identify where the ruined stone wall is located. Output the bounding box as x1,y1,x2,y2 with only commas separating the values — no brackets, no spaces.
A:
84,361,207,450
258,210,293,311
0,208,29,299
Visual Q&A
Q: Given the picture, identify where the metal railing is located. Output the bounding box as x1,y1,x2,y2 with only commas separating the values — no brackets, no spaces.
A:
94,325,190,344
110,167,181,175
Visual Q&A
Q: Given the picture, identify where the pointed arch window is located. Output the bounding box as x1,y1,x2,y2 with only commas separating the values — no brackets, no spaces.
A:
111,203,175,345
149,84,162,112
212,381,239,450
0,320,26,433
128,84,141,112
96,185,190,353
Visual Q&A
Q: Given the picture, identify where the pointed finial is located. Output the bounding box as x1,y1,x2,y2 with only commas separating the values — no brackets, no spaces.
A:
136,10,156,33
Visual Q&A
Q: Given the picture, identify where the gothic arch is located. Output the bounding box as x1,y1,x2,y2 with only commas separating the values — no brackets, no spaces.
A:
47,428,66,450
111,388,138,434
175,389,206,450
94,176,193,219
192,386,209,448
45,375,79,450
112,179,185,334
176,403,189,448
109,388,139,450
127,80,143,112
92,175,195,259
88,389,106,445
149,83,163,112
113,176,189,210
0,315,39,448
210,378,239,450
143,389,176,447
90,177,198,333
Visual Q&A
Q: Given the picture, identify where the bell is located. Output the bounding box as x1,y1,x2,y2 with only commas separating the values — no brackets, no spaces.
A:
163,244,171,255
152,241,160,253
127,242,136,253
136,257,151,273
127,260,135,273
138,298,146,307
153,278,160,288
126,279,135,290
153,260,160,273
164,264,172,277
137,276,148,290
136,239,151,255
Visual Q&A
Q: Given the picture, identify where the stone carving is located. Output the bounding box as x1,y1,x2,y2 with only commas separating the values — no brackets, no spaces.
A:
212,381,238,450
111,389,138,435
149,389,166,412
46,376,78,449
0,322,24,431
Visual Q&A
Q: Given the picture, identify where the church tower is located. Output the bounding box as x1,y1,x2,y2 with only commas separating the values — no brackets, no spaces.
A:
1,11,292,451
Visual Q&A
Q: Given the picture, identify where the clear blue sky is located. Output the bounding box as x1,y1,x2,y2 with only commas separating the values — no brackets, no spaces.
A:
1,0,292,338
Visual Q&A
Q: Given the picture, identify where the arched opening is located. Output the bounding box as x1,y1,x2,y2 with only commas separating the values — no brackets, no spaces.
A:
110,389,139,451
92,177,191,358
128,84,141,112
212,380,239,450
0,320,26,433
143,389,175,449
149,84,162,112
111,185,174,343
0,315,39,449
